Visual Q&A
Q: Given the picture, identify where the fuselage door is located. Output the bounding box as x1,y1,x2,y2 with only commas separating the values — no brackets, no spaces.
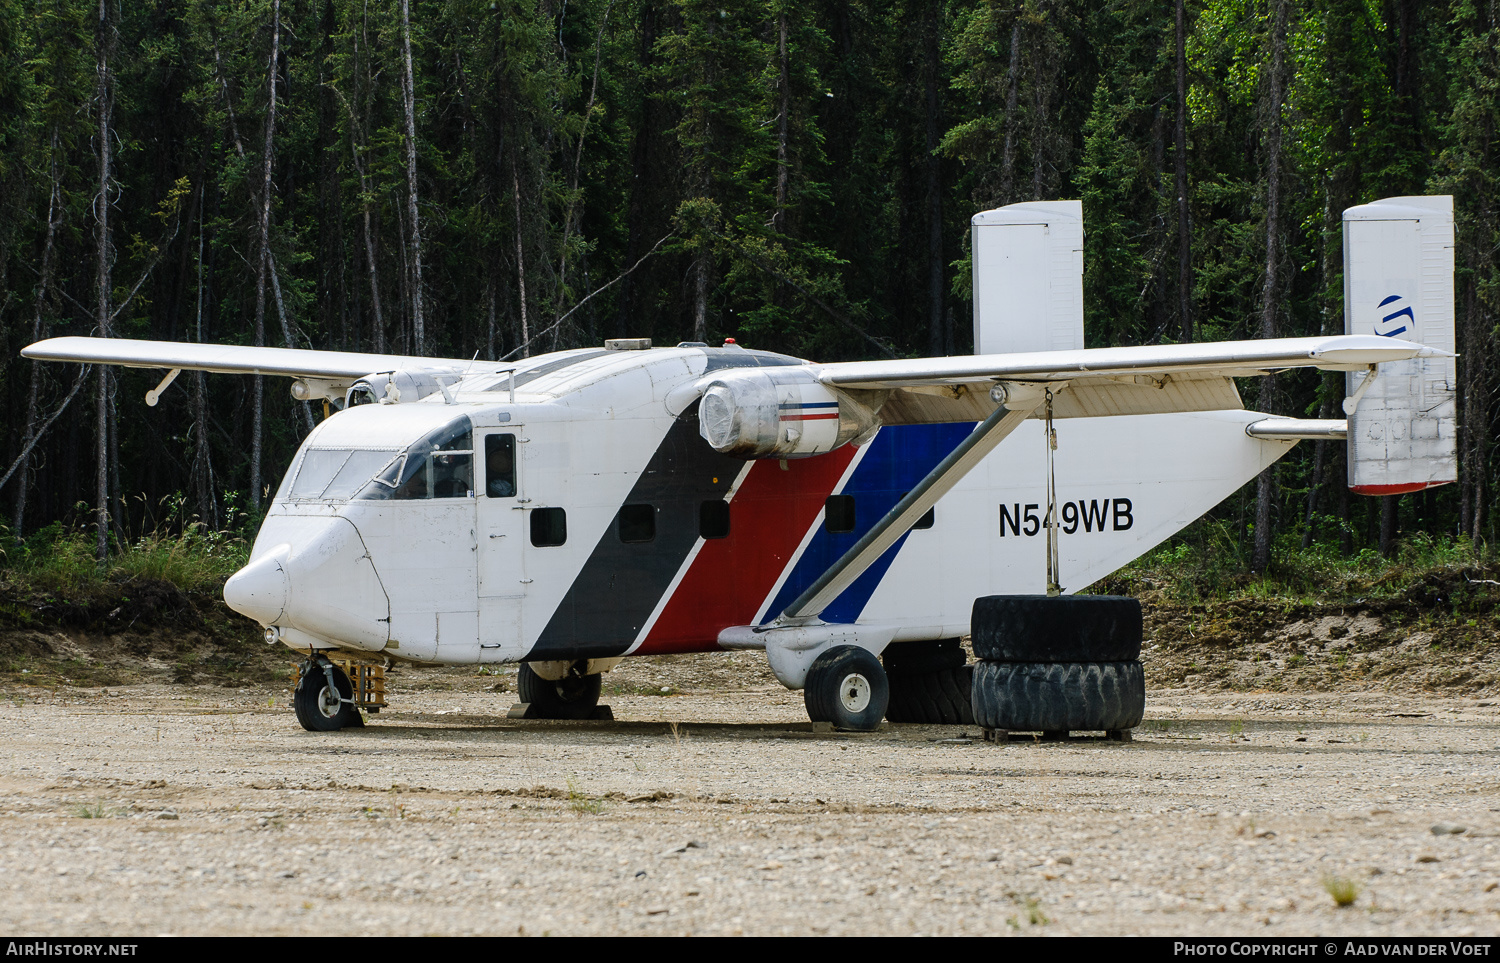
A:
477,430,526,658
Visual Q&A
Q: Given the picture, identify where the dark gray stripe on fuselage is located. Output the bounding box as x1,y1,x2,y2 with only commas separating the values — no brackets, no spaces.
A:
510,349,612,388
526,403,743,660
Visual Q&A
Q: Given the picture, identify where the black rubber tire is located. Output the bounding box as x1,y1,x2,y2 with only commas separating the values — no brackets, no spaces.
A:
804,645,888,732
294,662,359,732
971,595,1142,662
517,663,603,720
885,664,974,725
971,660,1145,732
882,638,967,676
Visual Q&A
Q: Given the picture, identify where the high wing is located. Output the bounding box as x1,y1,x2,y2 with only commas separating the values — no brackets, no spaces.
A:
760,333,1447,625
814,334,1444,424
20,336,477,380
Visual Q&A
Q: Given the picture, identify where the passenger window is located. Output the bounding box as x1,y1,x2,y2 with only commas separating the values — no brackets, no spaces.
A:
699,500,730,539
824,495,855,534
485,434,517,498
531,507,567,547
617,504,656,543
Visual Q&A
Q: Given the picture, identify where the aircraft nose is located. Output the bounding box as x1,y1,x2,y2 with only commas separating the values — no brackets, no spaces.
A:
223,546,290,624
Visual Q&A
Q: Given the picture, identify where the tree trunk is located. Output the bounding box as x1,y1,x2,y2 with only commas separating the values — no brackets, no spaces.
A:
512,161,531,358
193,187,216,529
1252,0,1290,575
14,137,62,541
1175,0,1193,344
400,0,424,353
774,9,789,232
999,18,1021,205
925,3,945,357
249,0,283,512
94,0,115,562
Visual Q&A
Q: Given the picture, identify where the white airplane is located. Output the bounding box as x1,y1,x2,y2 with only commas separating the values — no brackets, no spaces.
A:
21,197,1457,733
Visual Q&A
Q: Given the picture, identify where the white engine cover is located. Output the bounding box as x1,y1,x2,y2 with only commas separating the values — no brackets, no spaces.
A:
698,369,878,459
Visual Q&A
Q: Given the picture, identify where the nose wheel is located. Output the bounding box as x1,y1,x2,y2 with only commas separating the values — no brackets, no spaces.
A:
294,658,363,732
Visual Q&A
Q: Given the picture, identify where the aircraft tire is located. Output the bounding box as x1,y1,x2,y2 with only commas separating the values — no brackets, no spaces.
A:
294,661,359,732
970,595,1142,662
970,660,1144,732
517,663,603,720
804,645,889,732
885,664,974,725
882,638,967,677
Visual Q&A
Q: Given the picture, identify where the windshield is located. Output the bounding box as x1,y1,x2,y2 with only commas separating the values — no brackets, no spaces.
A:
285,449,402,502
356,415,474,501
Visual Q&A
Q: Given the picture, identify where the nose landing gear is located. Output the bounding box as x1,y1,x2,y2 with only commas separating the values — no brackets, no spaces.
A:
293,657,365,732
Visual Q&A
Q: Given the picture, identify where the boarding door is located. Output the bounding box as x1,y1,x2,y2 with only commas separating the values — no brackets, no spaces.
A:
477,429,527,661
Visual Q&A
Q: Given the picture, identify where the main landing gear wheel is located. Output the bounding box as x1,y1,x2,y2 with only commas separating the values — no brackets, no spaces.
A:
294,660,362,732
804,645,888,732
517,662,603,720
886,665,975,725
883,639,974,725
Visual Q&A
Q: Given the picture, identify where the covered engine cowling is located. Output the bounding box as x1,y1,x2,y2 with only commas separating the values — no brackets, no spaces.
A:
698,368,880,459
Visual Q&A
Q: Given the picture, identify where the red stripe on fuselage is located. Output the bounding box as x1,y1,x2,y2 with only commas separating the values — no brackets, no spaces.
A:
637,446,859,654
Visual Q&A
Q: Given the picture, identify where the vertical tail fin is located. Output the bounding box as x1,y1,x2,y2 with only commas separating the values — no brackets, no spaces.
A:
971,201,1084,355
1342,195,1458,495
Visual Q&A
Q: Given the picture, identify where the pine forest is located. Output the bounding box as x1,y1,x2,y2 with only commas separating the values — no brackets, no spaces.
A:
1,0,1498,578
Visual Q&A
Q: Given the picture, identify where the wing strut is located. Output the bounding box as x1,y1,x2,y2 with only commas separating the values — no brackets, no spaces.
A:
774,383,1048,625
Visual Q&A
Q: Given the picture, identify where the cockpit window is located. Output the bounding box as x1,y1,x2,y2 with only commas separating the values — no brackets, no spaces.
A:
287,449,401,502
355,415,475,501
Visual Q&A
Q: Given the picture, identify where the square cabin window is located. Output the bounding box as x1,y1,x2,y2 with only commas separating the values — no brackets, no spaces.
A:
617,504,656,543
824,494,856,534
699,499,730,539
530,507,567,547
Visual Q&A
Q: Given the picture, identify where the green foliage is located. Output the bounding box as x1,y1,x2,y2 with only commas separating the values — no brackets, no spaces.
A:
1117,517,1489,604
0,493,251,594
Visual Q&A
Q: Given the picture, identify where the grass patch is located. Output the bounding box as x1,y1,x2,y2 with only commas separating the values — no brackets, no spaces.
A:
71,801,117,819
566,777,606,815
1322,875,1362,908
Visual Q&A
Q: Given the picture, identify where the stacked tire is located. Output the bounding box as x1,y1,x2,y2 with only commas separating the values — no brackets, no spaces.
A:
969,595,1145,734
883,638,974,725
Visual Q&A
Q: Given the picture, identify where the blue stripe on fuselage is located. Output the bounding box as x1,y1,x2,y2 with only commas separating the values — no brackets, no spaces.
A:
761,422,976,624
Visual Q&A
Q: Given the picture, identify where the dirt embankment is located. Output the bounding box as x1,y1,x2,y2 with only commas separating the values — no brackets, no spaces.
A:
1136,568,1500,695
2,568,1498,696
0,576,279,689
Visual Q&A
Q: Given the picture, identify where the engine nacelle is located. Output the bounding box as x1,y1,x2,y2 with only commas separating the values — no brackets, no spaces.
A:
698,369,880,459
345,368,455,407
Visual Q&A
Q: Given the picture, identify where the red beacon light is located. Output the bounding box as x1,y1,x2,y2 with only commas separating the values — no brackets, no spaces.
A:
723,338,737,346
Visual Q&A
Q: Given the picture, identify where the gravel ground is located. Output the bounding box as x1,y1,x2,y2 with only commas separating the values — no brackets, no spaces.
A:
2,652,1500,936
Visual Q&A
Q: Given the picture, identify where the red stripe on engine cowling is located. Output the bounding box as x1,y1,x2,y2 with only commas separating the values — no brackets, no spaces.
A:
637,445,859,654
1350,480,1455,496
779,412,840,422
